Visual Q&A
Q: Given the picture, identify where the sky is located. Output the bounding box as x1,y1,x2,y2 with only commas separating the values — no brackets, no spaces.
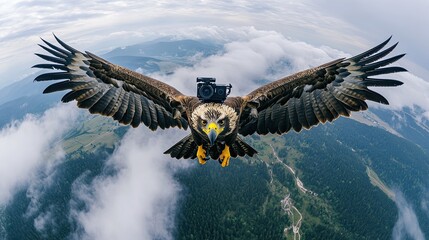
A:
0,0,428,239
1,0,428,86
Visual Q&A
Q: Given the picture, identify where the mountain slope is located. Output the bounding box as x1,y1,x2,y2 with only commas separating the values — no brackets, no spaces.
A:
1,39,427,239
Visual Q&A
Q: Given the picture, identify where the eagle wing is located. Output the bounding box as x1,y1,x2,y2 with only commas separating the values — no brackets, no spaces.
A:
239,37,406,136
34,35,189,130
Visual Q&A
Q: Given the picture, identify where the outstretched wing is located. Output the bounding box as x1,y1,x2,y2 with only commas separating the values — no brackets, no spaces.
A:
239,37,406,136
33,35,189,130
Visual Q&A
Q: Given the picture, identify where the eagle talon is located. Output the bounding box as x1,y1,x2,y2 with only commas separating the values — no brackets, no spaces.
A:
197,145,207,165
219,145,231,167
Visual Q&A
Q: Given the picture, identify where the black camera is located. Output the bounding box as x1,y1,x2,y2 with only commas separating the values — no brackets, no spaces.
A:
196,77,232,103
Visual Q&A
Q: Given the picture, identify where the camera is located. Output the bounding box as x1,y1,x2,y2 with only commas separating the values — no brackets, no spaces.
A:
196,77,232,103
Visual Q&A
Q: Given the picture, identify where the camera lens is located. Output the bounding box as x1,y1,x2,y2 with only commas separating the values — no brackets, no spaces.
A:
216,88,225,96
198,85,214,99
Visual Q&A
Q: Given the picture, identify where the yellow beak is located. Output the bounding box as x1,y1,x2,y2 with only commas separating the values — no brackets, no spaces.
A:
203,122,222,145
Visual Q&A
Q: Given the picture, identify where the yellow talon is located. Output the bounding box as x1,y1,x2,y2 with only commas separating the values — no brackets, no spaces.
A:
219,145,231,167
197,145,207,165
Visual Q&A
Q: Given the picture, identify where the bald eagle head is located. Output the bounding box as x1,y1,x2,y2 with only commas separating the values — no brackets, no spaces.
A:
191,103,238,145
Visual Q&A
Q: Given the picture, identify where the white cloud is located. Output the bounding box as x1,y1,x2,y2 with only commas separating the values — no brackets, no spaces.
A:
153,27,428,121
69,128,191,240
311,0,429,77
374,72,429,120
0,0,427,88
0,104,78,205
152,27,341,96
0,1,428,238
33,207,55,234
392,190,426,240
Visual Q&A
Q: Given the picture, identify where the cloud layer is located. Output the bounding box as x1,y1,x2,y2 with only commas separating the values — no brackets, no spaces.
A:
152,27,344,97
150,27,429,121
392,190,426,240
0,104,78,204
0,0,427,87
69,128,190,240
0,1,428,239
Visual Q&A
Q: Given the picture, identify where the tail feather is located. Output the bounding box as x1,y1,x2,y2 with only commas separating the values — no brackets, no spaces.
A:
164,134,197,159
232,136,258,157
164,135,258,160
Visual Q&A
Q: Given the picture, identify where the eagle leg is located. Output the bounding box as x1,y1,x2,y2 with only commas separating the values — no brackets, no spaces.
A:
218,145,231,167
197,145,208,165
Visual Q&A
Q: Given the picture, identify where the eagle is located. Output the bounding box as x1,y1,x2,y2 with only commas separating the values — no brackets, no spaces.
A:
34,35,406,167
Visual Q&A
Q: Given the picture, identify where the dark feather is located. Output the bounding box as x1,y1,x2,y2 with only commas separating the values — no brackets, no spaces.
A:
61,89,87,103
229,143,238,157
277,104,291,133
288,98,302,132
355,89,389,104
38,44,68,59
320,90,339,121
269,103,282,133
313,90,333,122
76,88,103,103
358,42,398,65
35,36,188,133
103,88,122,116
302,92,318,127
140,96,152,127
131,93,143,128
350,36,391,62
41,37,72,57
331,88,361,111
35,72,77,81
32,63,68,71
112,92,130,121
53,34,79,53
120,92,135,125
77,91,104,109
364,66,407,77
43,81,84,93
176,138,192,159
155,105,166,129
234,141,245,156
88,88,116,114
360,54,406,72
363,78,403,87
180,118,189,130
325,88,350,117
296,95,310,128
264,107,274,133
34,53,66,65
148,101,159,131
257,110,268,134
236,137,257,156
309,92,325,123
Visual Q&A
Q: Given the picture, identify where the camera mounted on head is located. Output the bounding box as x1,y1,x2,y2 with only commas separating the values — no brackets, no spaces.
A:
196,77,232,103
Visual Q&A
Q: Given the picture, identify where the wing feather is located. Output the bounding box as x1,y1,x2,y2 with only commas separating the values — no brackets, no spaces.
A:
277,103,291,134
140,96,152,127
131,93,143,128
303,92,318,127
288,99,302,132
309,91,325,123
34,35,189,131
297,96,310,129
240,37,405,136
120,92,135,125
112,91,130,121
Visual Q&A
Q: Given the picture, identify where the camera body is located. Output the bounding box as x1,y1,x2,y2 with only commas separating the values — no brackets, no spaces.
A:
196,77,232,103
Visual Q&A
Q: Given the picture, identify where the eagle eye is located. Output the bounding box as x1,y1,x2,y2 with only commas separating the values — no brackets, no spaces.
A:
218,119,225,126
201,120,208,126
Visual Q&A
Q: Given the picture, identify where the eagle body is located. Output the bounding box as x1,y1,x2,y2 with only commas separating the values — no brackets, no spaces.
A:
164,97,257,166
34,35,406,167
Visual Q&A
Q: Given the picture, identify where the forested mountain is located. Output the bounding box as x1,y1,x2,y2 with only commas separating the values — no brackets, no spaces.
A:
0,39,427,239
